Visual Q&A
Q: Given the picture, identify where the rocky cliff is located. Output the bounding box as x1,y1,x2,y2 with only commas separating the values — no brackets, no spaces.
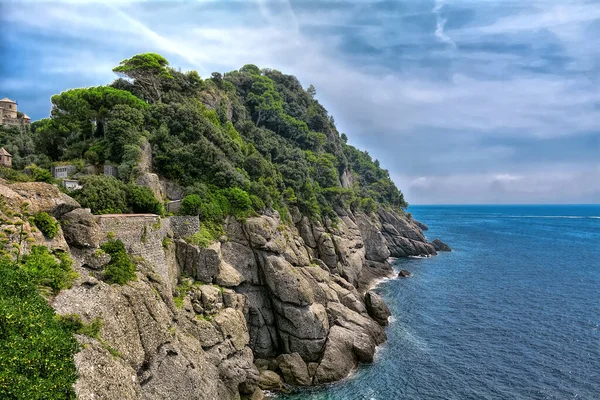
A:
0,179,441,399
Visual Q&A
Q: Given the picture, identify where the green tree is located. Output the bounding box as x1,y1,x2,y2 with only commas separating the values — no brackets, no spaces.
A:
0,259,78,398
72,175,128,214
113,53,173,103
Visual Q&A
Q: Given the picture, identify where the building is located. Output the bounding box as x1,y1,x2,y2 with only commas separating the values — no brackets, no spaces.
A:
62,179,82,191
0,98,31,129
0,147,12,168
104,164,119,178
51,164,77,179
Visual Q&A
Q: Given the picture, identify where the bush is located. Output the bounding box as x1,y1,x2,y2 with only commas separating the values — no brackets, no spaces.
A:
179,192,225,222
185,221,224,248
126,184,163,215
32,167,54,183
221,187,252,217
101,239,136,284
0,166,31,183
72,175,128,214
20,246,77,294
33,212,59,239
0,258,78,399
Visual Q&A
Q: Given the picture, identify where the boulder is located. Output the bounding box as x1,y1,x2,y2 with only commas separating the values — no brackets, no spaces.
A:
276,352,312,386
10,182,80,217
175,240,220,283
414,220,429,231
60,208,101,248
83,250,111,270
398,270,412,278
258,370,283,391
364,291,391,326
432,238,451,252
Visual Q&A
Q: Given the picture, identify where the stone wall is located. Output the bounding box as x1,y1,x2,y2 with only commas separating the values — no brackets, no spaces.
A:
97,214,174,290
168,215,200,239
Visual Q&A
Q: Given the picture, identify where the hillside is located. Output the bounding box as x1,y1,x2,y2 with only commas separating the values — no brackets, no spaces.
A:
0,54,448,399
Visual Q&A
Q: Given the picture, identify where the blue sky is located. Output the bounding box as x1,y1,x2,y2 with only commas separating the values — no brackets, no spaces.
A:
1,0,599,204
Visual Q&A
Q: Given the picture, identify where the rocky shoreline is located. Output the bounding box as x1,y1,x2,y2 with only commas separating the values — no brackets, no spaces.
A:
0,179,448,399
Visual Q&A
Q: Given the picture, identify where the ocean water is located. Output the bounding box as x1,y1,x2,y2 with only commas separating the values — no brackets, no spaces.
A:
277,205,600,400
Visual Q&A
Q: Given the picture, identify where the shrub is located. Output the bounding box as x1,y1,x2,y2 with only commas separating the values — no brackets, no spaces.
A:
221,187,252,217
0,259,79,398
126,184,163,215
56,314,102,339
0,167,31,183
20,246,77,294
185,221,224,249
72,175,128,214
101,239,136,284
179,193,225,221
33,212,59,239
32,167,54,183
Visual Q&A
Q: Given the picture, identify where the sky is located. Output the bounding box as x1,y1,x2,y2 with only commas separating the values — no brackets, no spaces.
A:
1,0,599,204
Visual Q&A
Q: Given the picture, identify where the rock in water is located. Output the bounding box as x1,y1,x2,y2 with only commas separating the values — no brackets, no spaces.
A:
432,238,452,252
415,220,429,231
365,291,391,326
398,270,412,278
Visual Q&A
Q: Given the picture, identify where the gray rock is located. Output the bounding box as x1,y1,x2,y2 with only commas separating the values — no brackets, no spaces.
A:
414,220,429,231
398,269,412,278
60,208,101,248
364,291,391,326
276,352,312,386
258,370,283,391
432,238,452,252
82,250,111,270
175,240,220,283
355,212,390,262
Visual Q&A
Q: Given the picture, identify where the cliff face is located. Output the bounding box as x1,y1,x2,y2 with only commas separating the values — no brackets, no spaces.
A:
0,180,437,399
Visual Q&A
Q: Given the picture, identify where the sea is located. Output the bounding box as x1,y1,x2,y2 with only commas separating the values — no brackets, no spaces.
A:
277,205,600,400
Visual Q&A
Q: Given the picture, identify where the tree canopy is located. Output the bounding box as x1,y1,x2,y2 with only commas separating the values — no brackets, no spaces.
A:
7,53,408,225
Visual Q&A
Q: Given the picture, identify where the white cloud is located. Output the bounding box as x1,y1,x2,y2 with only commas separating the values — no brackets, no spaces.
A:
3,0,599,204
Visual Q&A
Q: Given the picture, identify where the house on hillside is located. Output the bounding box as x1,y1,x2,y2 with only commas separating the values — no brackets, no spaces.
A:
51,164,77,179
0,98,30,130
0,148,12,168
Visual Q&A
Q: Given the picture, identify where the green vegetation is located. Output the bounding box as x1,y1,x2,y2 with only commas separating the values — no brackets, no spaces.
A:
56,314,102,339
20,246,77,295
33,212,59,239
185,221,224,248
0,257,78,399
100,239,136,284
173,278,193,308
71,175,162,215
4,52,407,229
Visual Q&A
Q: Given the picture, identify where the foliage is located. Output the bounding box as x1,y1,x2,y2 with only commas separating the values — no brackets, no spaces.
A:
56,314,102,339
20,246,77,295
33,212,59,239
185,221,224,249
17,52,410,226
127,184,163,215
72,175,161,215
72,175,128,214
0,258,78,399
113,53,173,103
100,239,136,284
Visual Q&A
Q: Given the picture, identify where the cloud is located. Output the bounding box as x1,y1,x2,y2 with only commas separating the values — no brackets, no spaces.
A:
1,0,599,204
433,0,456,48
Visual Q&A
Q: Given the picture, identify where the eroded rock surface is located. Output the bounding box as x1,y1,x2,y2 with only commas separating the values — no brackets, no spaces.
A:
0,180,445,399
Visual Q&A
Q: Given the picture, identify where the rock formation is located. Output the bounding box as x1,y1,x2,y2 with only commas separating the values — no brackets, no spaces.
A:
0,179,446,399
432,238,452,252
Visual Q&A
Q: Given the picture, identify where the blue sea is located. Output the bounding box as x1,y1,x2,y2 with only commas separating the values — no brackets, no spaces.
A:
278,205,600,400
